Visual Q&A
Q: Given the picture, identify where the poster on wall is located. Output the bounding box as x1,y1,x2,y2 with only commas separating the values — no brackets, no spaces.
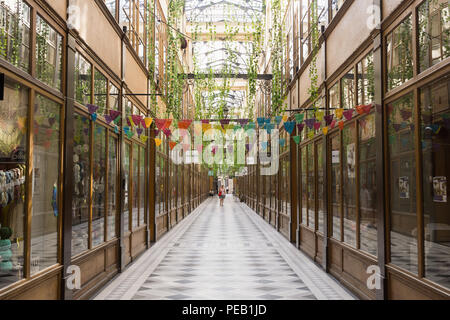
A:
433,176,447,203
347,143,355,178
399,176,410,199
332,150,340,164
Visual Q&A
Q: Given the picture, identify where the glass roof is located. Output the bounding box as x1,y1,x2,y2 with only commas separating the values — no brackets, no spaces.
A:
185,0,264,23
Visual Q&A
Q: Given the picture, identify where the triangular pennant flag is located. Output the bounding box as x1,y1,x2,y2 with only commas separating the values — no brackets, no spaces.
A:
91,113,98,122
126,129,134,139
257,117,265,127
279,139,286,147
163,128,172,137
297,123,305,132
202,123,211,132
87,104,99,115
356,106,365,115
338,121,344,131
324,114,334,126
220,119,230,128
143,117,153,128
169,141,177,150
363,104,373,114
178,120,193,129
105,114,113,125
275,116,283,125
114,126,119,134
155,119,167,130
109,110,121,120
343,109,354,121
315,111,324,121
113,116,121,125
239,119,249,127
305,119,315,129
322,126,329,135
155,138,162,147
335,108,344,120
201,119,210,124
132,115,143,127
136,128,144,137
295,113,305,124
314,122,321,131
431,124,442,134
123,126,130,134
265,123,275,134
330,120,337,129
293,136,301,145
284,121,296,135
282,115,288,122
308,131,314,139
140,135,148,143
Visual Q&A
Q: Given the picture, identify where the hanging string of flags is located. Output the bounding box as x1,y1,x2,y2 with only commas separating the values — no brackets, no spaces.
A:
83,103,450,149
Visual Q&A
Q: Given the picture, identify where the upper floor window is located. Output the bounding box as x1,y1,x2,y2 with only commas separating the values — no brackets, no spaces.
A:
0,0,30,72
386,15,413,91
120,0,146,63
105,0,117,18
418,0,449,73
330,0,345,20
357,51,375,105
74,52,92,106
36,15,62,91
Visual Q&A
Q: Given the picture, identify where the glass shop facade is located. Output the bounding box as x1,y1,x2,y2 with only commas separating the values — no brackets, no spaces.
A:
0,0,208,299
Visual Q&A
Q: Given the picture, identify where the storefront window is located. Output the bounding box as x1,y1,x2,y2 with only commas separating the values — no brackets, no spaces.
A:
132,145,139,229
36,15,62,91
0,0,31,72
30,94,60,274
357,52,375,105
330,133,341,240
107,135,117,240
418,0,449,73
74,52,92,105
342,68,355,110
317,141,324,232
386,15,413,91
139,146,145,226
301,147,307,225
72,113,90,256
343,122,356,247
307,144,315,229
420,76,450,289
124,143,130,232
94,69,107,116
388,92,417,274
359,113,377,256
0,77,27,288
92,125,106,247
109,84,119,111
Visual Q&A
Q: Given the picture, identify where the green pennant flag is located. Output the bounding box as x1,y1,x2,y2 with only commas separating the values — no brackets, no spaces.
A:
295,114,305,124
293,136,301,145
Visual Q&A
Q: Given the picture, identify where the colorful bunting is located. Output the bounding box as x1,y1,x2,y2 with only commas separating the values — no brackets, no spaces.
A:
163,128,172,137
109,110,121,121
169,141,177,150
178,119,192,129
308,131,314,139
282,115,288,122
265,123,275,134
363,104,373,114
155,138,162,147
338,121,344,131
105,114,113,124
279,139,286,147
343,109,354,121
324,114,334,126
322,126,329,135
293,136,301,145
284,121,296,135
136,128,144,137
275,116,283,125
257,117,265,127
91,113,98,122
335,108,344,120
315,111,324,122
314,122,321,131
143,117,153,128
132,115,143,126
140,135,148,143
295,113,305,124
87,104,99,115
305,118,315,129
297,123,305,132
330,120,337,129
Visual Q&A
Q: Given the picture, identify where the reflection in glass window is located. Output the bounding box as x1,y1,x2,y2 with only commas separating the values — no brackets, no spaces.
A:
307,144,315,229
301,147,307,225
343,122,356,247
124,144,130,232
388,93,417,274
72,113,90,256
31,94,60,275
418,0,449,73
386,16,413,91
94,69,107,116
330,133,341,240
0,0,31,72
36,15,62,91
329,82,340,109
132,145,139,229
342,68,355,110
74,52,92,105
107,135,117,240
420,76,450,289
331,0,345,20
359,113,377,256
0,77,27,288
109,84,119,111
357,52,375,105
92,125,106,247
139,146,145,226
317,141,324,232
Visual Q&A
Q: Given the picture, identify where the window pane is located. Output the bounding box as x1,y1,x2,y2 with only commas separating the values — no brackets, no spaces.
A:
359,113,377,256
330,133,341,240
74,52,92,105
342,68,355,110
418,0,449,73
358,52,375,105
0,77,27,288
388,92,417,274
386,16,413,91
107,135,117,240
329,82,340,109
109,84,119,111
307,144,315,229
139,146,145,226
72,113,90,256
317,141,324,232
343,122,356,247
331,0,345,20
94,69,107,116
420,76,450,290
0,0,31,72
92,125,106,247
124,144,130,232
36,15,62,91
301,147,307,225
132,145,139,229
105,0,116,18
31,94,60,275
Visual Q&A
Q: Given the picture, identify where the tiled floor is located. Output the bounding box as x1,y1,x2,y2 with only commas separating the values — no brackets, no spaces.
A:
94,197,356,300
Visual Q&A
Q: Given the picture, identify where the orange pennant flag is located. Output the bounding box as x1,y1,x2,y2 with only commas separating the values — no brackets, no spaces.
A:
323,126,329,135
169,141,177,150
338,121,344,131
144,117,153,128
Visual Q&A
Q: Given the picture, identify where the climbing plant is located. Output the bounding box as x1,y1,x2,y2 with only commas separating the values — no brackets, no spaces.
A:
270,0,286,116
308,0,320,111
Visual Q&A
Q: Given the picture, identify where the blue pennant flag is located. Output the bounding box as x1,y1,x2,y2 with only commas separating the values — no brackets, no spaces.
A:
279,138,286,147
257,117,265,128
275,116,283,125
284,121,296,135
265,123,275,134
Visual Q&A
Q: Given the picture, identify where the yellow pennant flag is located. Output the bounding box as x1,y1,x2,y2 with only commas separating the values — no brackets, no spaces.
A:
144,117,153,128
335,108,344,120
155,138,162,147
322,126,329,136
128,116,135,128
315,111,324,121
202,123,212,132
308,131,314,140
140,135,148,143
282,115,288,122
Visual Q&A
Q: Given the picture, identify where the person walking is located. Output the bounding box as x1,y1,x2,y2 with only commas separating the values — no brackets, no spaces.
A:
218,186,225,207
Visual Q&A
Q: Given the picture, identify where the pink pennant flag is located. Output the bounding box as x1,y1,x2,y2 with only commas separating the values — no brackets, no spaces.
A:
363,104,373,114
343,109,354,121
314,122,321,131
132,115,143,127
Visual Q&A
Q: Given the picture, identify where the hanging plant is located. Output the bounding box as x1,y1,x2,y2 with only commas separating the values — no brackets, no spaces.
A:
308,0,320,111
270,0,286,116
